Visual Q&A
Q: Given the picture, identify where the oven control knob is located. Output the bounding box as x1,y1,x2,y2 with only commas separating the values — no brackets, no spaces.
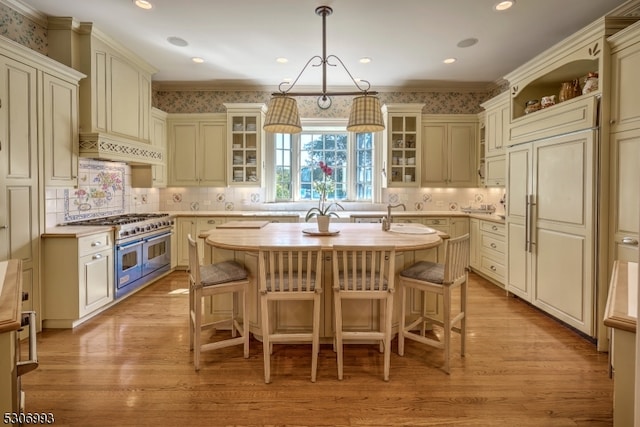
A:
121,230,129,237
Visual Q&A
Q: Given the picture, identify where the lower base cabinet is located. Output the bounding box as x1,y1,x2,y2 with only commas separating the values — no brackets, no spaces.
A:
470,218,505,287
42,232,114,328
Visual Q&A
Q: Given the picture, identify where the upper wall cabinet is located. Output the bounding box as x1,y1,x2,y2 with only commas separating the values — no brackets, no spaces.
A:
46,18,162,165
224,103,266,186
131,108,168,188
382,103,424,187
421,115,478,188
167,113,227,187
504,17,639,146
609,20,640,134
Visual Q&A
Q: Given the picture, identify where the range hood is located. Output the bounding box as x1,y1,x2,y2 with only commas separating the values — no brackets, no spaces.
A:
80,132,164,165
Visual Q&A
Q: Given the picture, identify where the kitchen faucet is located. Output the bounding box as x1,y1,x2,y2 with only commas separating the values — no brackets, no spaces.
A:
382,203,406,231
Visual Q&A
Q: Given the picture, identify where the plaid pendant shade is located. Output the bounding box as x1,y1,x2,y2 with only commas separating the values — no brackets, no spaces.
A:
263,96,302,134
346,96,385,132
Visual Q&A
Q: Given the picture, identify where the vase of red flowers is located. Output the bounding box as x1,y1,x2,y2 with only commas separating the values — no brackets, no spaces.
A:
305,161,343,232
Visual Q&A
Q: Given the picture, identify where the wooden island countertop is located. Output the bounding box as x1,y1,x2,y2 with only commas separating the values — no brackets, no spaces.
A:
203,222,445,252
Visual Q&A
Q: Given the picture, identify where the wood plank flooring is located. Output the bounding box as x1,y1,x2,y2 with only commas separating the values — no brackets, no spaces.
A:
21,271,613,426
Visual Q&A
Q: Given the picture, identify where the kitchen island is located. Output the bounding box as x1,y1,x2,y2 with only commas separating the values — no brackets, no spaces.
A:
201,222,445,341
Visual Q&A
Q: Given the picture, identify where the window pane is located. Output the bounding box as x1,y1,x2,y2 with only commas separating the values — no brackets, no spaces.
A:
275,134,292,201
301,132,347,201
355,133,373,200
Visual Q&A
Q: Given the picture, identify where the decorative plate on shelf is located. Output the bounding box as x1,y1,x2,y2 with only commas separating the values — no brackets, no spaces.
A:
302,228,340,236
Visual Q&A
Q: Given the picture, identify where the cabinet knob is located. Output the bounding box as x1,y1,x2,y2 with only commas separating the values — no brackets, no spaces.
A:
207,220,217,224
92,254,103,260
91,241,102,247
490,265,497,271
492,225,498,231
490,243,497,249
0,225,7,229
610,119,616,125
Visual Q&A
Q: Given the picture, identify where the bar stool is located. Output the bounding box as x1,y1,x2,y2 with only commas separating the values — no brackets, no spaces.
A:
397,233,470,374
258,245,323,383
187,234,250,371
332,245,396,381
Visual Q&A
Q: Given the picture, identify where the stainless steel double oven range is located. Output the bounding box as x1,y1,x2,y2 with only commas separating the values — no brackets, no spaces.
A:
68,213,173,299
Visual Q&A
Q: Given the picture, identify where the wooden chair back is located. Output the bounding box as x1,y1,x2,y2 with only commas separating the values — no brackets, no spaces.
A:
443,234,470,286
258,246,323,294
332,245,396,293
187,234,201,287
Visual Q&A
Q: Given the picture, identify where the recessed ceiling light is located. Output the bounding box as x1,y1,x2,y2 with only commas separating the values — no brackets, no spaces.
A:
443,58,457,64
457,38,478,48
191,57,204,64
276,57,288,63
359,57,372,64
134,0,153,10
494,1,515,11
167,36,188,47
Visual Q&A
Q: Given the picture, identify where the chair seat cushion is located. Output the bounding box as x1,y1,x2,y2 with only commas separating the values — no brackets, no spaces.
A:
200,260,248,286
337,273,388,291
265,274,317,292
400,261,444,284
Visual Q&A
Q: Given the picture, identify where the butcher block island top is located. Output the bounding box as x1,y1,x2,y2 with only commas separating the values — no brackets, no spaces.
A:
203,222,445,252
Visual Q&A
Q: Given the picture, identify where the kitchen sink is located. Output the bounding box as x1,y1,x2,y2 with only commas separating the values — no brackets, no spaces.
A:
388,223,437,235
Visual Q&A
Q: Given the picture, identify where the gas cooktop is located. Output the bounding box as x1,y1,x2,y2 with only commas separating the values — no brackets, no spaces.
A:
68,213,170,226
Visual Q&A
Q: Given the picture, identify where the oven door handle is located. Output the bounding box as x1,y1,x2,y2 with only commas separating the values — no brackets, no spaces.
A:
143,231,173,243
117,239,143,250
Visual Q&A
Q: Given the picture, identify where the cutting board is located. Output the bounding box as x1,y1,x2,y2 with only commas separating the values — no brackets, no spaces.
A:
216,220,270,229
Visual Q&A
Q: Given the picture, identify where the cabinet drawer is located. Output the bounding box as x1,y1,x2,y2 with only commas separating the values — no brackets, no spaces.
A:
480,254,505,280
78,232,113,255
424,218,449,227
480,220,504,235
394,217,424,224
481,234,505,254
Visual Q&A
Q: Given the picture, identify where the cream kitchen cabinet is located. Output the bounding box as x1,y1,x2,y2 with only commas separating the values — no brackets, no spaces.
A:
42,231,114,328
382,104,424,187
421,116,478,187
175,217,227,267
48,18,160,164
480,92,508,187
42,71,82,187
609,21,640,134
472,219,506,288
608,128,640,263
167,114,227,187
485,156,506,187
224,103,266,186
608,23,640,265
131,108,168,188
0,37,83,334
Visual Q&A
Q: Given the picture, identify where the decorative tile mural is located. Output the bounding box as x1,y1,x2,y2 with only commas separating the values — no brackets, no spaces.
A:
64,161,126,221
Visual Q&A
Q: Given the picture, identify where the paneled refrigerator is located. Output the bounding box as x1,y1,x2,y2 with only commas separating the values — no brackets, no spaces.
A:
506,126,598,336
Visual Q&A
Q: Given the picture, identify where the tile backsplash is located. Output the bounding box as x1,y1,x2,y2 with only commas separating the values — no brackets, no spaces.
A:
45,159,505,228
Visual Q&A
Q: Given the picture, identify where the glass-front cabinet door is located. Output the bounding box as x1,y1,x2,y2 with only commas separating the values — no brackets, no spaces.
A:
382,104,424,187
224,103,266,186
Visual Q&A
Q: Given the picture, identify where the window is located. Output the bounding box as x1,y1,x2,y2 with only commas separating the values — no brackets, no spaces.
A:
271,123,375,202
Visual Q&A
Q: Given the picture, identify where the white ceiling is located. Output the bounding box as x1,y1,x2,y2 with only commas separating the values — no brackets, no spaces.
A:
15,0,634,91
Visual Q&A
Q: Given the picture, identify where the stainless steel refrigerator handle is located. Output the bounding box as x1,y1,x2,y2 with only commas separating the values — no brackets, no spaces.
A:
17,311,39,377
528,194,536,253
525,195,531,252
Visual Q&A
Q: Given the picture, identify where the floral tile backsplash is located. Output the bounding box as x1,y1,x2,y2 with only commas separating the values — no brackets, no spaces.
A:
64,161,126,222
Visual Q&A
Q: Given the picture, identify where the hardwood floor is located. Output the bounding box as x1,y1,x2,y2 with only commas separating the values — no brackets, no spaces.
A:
21,271,613,426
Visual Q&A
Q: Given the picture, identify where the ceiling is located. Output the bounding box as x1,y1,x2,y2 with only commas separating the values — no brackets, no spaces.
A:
15,0,634,91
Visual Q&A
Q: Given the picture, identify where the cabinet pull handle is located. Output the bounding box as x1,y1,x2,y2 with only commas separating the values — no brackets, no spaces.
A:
92,254,102,260
207,220,216,224
91,241,102,247
0,225,7,229
621,237,639,246
490,243,497,248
